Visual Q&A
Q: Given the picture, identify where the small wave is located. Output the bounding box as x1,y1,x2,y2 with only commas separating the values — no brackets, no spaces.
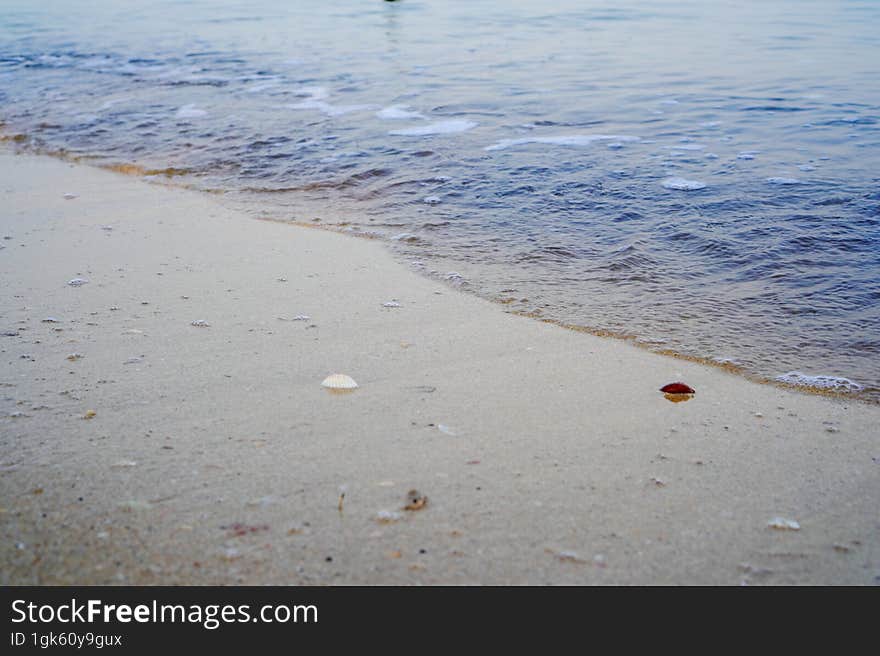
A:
389,120,477,136
661,177,706,191
485,134,639,151
376,105,426,120
766,177,804,185
775,371,863,392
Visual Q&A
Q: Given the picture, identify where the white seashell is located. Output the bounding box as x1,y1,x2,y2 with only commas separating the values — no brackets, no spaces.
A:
321,373,358,390
767,517,800,531
437,424,456,435
67,278,89,286
190,319,210,327
382,301,401,308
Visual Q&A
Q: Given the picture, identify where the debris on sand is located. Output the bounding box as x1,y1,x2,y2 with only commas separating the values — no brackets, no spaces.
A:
403,489,428,511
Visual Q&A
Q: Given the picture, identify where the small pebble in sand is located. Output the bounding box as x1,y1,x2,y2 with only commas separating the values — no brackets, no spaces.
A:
67,278,89,287
66,353,83,361
42,317,60,323
382,301,401,308
83,410,96,420
767,517,800,531
190,320,210,327
63,193,78,200
554,550,586,563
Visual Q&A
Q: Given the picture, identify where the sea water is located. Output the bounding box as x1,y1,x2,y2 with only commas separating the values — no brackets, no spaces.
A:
2,0,879,399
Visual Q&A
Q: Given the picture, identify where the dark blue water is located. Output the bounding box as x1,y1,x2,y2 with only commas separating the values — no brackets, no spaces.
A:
2,0,879,398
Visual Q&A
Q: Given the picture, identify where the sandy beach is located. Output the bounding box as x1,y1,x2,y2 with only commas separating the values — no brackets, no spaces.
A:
1,150,878,585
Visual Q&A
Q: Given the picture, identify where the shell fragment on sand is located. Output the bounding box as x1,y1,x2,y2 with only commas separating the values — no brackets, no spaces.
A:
767,517,800,531
190,320,210,327
403,489,428,511
321,373,358,390
375,510,404,524
660,382,695,394
67,278,89,287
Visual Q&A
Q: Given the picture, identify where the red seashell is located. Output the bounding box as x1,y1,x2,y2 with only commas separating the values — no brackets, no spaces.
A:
660,382,695,394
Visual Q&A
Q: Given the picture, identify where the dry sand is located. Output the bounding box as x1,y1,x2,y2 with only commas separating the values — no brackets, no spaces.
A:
1,150,878,585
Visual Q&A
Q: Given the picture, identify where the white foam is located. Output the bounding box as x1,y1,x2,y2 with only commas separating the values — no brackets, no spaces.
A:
766,177,804,185
289,100,373,117
485,134,639,151
176,104,207,119
376,105,425,120
661,177,706,191
775,371,862,392
423,195,441,205
390,120,477,136
667,144,705,151
737,150,760,160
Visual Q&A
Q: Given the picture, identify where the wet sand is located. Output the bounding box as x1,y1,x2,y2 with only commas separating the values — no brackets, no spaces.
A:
1,150,878,585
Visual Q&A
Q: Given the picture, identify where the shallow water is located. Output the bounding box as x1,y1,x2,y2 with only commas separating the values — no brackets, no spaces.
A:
2,0,879,399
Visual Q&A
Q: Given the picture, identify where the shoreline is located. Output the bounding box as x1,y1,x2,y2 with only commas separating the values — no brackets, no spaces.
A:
3,136,875,405
1,150,878,584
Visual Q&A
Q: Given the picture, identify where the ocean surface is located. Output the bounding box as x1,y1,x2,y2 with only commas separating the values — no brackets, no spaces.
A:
2,0,879,399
